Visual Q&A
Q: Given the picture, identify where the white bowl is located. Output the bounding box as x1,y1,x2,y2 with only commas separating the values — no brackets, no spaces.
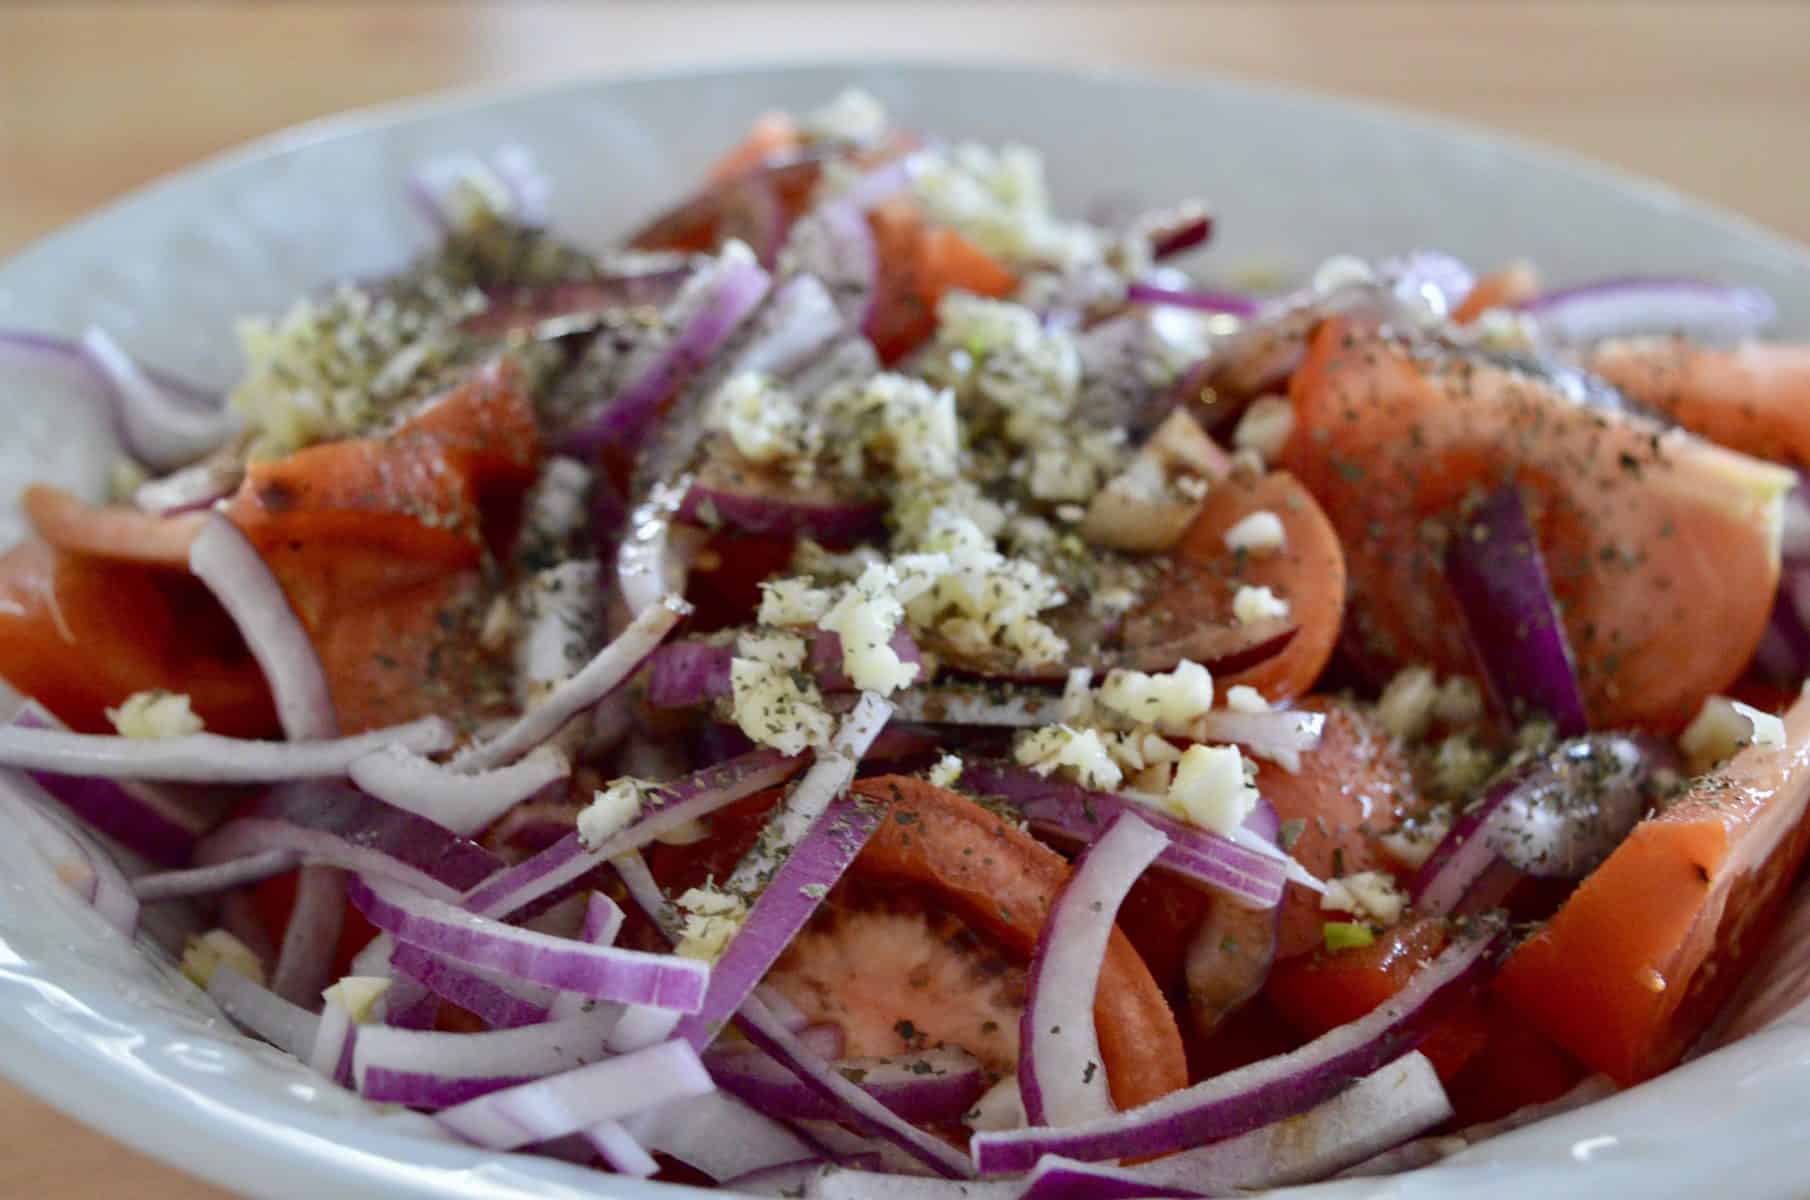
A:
4,59,1810,1200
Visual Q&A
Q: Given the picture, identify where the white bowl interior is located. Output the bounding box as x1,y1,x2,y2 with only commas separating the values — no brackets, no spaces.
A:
4,59,1810,1199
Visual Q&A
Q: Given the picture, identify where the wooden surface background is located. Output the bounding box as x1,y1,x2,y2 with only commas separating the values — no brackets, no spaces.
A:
2,2,1806,1196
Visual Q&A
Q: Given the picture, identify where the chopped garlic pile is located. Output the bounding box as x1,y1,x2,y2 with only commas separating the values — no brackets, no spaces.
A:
1680,694,1787,772
1321,871,1409,925
674,886,749,962
729,630,835,755
577,777,655,850
231,282,477,460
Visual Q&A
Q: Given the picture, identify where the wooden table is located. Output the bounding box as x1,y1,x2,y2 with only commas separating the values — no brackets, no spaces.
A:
2,3,1806,1196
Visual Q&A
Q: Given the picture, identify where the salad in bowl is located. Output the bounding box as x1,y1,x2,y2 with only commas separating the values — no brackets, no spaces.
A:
3,85,1810,1197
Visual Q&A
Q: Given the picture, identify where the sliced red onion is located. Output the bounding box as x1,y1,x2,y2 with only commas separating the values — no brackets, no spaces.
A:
196,780,503,901
1142,205,1214,261
1032,1051,1450,1194
1021,813,1167,1128
726,1160,834,1197
465,747,803,919
1124,283,1260,317
1446,485,1589,736
272,865,345,1007
134,848,299,902
674,788,884,1049
452,594,688,771
434,1038,714,1150
649,630,916,709
1183,894,1279,1037
189,512,338,741
739,996,975,1179
0,715,453,783
1520,277,1776,345
547,893,629,1022
348,743,568,836
787,335,881,400
783,203,879,329
307,992,356,1083
960,764,1285,909
721,692,893,896
1410,732,1670,915
585,1119,659,1177
621,1090,819,1182
79,327,237,470
709,1045,984,1126
350,872,708,1010
9,703,225,866
887,685,1060,728
680,474,885,541
468,269,696,339
512,560,605,713
1338,1073,1613,1180
1191,708,1326,773
207,966,319,1060
408,147,548,230
563,248,772,461
2,768,140,934
390,942,551,1030
353,1006,620,1106
728,273,848,377
1012,1159,1197,1200
615,483,693,623
970,922,1505,1172
807,1172,1019,1200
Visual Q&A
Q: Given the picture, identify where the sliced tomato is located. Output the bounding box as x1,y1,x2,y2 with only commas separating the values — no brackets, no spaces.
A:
865,199,1016,363
1281,317,1789,730
1494,689,1810,1084
1122,471,1345,702
222,359,540,732
653,777,1188,1110
1591,338,1810,469
0,536,275,736
1264,917,1490,1082
1253,697,1414,959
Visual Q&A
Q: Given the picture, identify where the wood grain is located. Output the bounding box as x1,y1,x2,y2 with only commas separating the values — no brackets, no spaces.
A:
1,3,1805,1196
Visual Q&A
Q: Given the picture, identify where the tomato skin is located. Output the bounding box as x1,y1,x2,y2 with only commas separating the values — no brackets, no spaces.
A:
651,777,1188,1110
1264,919,1490,1082
0,537,276,737
1128,471,1346,702
865,199,1016,363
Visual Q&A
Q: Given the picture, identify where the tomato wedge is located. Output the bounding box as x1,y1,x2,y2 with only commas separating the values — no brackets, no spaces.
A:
1264,918,1490,1081
1591,338,1810,470
1123,470,1346,701
220,359,540,732
653,776,1188,1110
865,199,1017,364
1494,689,1810,1084
1282,317,1791,730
